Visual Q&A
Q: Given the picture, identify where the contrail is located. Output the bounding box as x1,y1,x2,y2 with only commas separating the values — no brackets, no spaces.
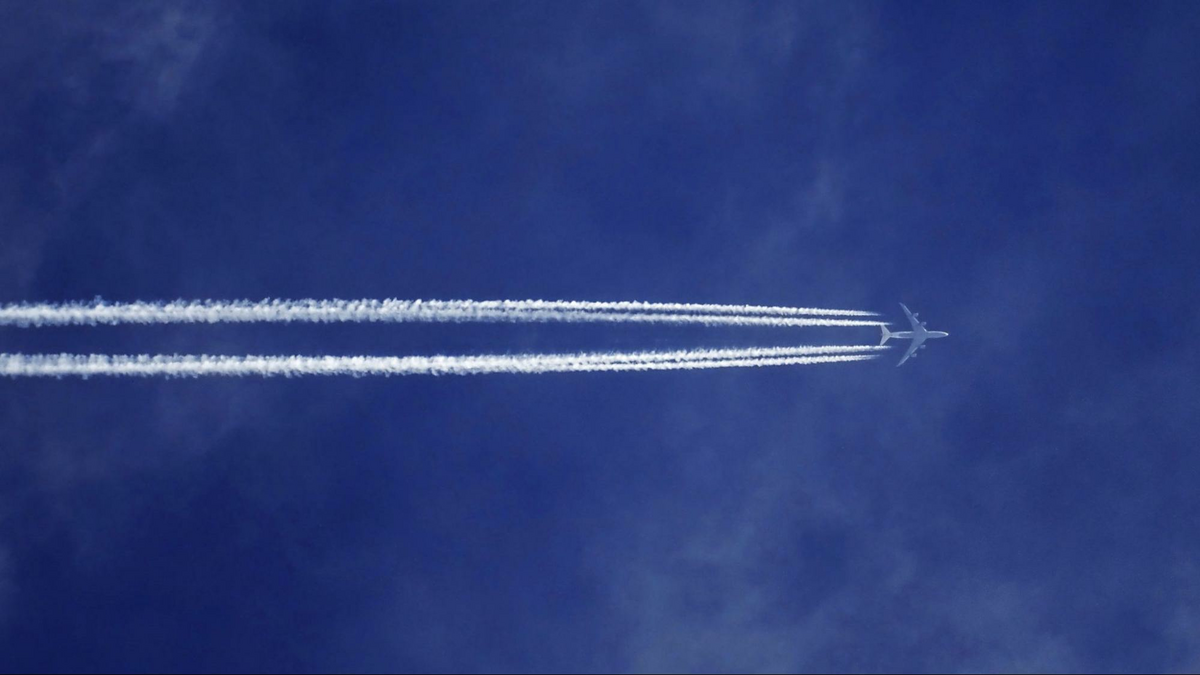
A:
532,344,885,363
407,299,878,317
0,345,884,378
0,299,884,328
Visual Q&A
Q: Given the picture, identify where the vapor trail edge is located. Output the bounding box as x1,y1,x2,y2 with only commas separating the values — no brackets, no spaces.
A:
0,347,885,378
0,299,884,328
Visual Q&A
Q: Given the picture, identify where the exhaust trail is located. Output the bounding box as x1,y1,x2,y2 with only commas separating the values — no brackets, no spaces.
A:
0,345,884,378
524,344,886,364
0,299,884,328
408,299,879,317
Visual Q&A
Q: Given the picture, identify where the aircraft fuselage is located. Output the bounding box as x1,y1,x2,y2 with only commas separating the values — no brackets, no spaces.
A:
886,304,949,366
889,330,948,340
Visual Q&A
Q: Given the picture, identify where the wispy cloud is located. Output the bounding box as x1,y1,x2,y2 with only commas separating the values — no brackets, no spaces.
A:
0,547,9,629
99,2,219,115
0,2,224,291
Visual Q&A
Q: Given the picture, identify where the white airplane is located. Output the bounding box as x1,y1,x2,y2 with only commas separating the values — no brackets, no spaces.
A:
879,303,949,367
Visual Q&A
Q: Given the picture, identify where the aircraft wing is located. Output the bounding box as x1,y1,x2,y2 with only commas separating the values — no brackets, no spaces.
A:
896,333,926,367
900,303,921,331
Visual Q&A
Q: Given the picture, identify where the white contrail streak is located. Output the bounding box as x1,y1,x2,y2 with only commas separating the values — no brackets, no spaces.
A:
409,299,879,317
0,346,884,378
527,344,886,364
0,299,884,328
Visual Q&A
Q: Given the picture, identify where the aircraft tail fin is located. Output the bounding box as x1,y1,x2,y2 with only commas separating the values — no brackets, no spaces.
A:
879,325,892,346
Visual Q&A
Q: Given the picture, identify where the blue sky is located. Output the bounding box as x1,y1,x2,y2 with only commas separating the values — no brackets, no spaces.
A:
2,1,1199,671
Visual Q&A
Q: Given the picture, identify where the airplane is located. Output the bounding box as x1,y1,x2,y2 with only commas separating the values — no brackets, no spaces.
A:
879,303,949,367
